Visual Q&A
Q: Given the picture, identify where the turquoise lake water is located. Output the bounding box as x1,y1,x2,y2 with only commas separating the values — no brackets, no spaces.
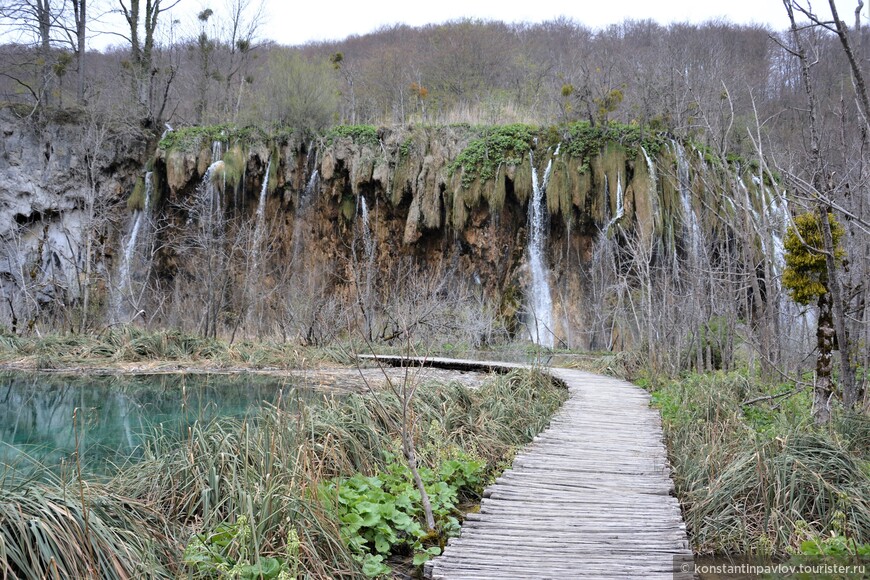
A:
0,372,309,474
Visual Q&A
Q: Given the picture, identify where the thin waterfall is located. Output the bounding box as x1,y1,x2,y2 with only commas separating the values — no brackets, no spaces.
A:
527,146,557,348
193,143,227,337
304,169,320,198
198,143,225,237
674,142,701,260
250,156,271,277
292,169,319,265
605,175,624,234
114,171,153,321
243,156,272,333
642,146,658,190
359,196,375,262
765,185,815,339
641,146,661,234
357,196,376,339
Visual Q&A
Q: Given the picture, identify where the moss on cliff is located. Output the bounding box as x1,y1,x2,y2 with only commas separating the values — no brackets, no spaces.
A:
324,125,379,147
158,124,269,152
449,124,536,188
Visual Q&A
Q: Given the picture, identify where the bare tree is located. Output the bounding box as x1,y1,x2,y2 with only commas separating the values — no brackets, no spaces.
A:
116,0,179,127
0,0,62,110
778,0,863,418
217,0,263,120
72,0,84,100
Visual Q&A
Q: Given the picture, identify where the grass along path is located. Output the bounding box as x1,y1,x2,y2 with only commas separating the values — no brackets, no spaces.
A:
0,362,565,578
649,372,870,558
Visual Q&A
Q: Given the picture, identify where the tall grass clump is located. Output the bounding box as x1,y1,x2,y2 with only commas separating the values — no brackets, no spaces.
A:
1,367,566,578
0,476,176,579
0,327,317,369
651,371,870,556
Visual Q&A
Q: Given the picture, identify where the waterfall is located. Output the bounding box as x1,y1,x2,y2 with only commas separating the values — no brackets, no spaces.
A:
641,146,661,233
160,123,173,141
304,169,319,198
359,196,375,261
674,142,701,260
209,140,223,208
642,146,658,190
764,187,815,337
291,169,319,265
114,171,153,321
604,175,624,234
199,147,225,235
250,157,271,276
767,193,786,276
357,196,376,339
527,148,556,348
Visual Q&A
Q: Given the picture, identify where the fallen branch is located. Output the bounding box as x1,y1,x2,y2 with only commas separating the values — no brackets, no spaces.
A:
741,386,806,407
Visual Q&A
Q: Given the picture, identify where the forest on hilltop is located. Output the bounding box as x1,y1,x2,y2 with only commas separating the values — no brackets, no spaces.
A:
0,3,843,149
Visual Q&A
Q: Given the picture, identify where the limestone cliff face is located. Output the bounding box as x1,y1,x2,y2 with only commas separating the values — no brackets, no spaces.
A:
0,115,774,349
0,109,148,331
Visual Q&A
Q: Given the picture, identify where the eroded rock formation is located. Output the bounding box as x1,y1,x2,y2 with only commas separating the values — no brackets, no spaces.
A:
0,114,780,350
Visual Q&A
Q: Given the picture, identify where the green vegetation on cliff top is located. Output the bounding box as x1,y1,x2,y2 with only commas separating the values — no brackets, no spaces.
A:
324,124,379,147
448,122,670,187
158,124,270,151
158,123,383,152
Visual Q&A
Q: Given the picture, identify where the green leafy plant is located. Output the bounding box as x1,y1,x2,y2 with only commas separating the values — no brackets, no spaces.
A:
321,455,485,576
398,137,414,158
798,533,870,558
182,516,299,579
158,124,269,152
449,124,536,187
325,125,379,147
562,121,668,162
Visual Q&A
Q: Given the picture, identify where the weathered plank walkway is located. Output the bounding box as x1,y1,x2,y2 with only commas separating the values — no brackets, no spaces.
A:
360,355,692,579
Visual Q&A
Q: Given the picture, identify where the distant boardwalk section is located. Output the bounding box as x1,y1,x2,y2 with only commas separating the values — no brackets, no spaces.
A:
361,355,692,579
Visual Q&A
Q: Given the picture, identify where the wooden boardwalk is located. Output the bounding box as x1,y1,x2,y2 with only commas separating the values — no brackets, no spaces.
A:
361,356,692,579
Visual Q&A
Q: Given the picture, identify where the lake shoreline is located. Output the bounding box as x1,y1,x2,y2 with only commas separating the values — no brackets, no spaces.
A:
0,360,491,392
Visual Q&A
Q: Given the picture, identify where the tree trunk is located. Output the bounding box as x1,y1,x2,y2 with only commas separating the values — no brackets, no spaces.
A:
38,0,53,109
74,0,86,103
828,0,870,135
815,290,835,424
817,205,856,407
403,429,435,531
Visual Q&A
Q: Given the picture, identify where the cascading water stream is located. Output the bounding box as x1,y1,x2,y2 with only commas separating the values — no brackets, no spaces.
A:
113,171,153,322
357,196,377,339
641,146,661,232
304,169,319,198
198,142,225,237
359,195,375,262
674,142,701,261
764,186,815,335
291,169,319,265
160,123,173,141
250,157,271,277
604,175,624,234
527,146,557,348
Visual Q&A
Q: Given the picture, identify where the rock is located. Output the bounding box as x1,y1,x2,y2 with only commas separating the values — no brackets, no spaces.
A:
0,108,147,325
